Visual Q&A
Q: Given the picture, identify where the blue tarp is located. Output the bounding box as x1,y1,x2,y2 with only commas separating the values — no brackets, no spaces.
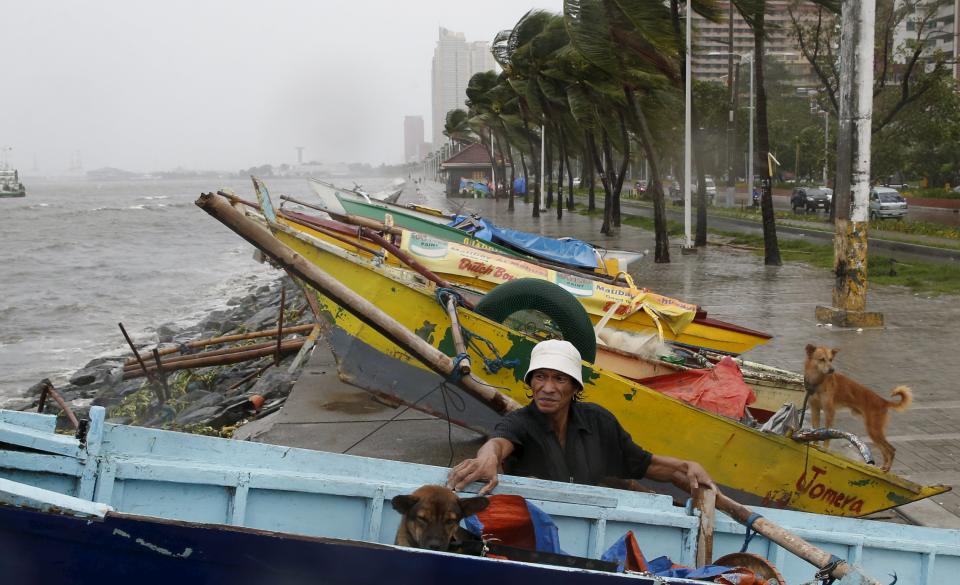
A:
448,215,598,269
513,176,526,195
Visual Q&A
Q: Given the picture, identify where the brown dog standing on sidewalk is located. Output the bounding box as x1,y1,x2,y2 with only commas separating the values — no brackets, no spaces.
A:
804,344,913,471
391,485,488,551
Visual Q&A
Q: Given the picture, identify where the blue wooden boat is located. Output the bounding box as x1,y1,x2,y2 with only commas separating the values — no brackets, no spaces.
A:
1,407,957,584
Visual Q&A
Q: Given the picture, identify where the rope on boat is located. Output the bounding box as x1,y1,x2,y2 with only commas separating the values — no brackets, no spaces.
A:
463,330,520,374
740,512,764,552
447,353,471,383
791,428,875,466
435,287,465,308
813,554,844,585
436,287,519,375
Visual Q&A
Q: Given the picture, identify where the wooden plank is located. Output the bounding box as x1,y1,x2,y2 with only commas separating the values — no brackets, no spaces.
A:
231,476,250,527
0,451,84,477
0,477,111,518
0,422,82,460
365,486,385,542
694,486,717,567
0,410,58,434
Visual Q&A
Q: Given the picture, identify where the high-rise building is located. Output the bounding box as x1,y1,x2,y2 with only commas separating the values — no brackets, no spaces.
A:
691,2,818,89
403,116,425,163
893,0,960,81
431,27,497,148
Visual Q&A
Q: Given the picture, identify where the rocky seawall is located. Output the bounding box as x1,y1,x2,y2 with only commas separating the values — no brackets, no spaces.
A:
7,273,316,436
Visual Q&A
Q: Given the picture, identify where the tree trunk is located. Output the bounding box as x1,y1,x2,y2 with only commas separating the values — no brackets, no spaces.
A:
562,126,575,211
519,150,529,205
506,142,516,212
694,108,708,246
589,130,614,235
585,131,597,211
497,131,509,199
616,111,632,226
625,88,670,262
545,137,554,209
600,128,616,234
556,138,565,220
754,9,783,266
519,103,540,217
490,130,507,199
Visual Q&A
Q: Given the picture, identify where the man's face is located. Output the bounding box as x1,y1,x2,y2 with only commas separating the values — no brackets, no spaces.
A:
529,368,577,415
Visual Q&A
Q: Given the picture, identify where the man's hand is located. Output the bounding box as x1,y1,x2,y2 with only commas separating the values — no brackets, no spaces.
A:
447,454,500,495
446,437,514,495
681,461,715,492
646,454,716,493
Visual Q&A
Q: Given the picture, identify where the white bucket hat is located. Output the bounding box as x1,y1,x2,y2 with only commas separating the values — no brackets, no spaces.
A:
524,339,583,389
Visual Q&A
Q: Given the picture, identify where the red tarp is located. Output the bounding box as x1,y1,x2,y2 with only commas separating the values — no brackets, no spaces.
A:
640,357,756,419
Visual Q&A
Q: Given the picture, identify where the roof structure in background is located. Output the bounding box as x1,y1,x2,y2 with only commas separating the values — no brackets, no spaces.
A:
440,143,509,169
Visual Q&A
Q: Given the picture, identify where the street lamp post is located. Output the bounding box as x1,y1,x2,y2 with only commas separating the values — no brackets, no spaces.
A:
747,52,755,207
822,110,829,186
683,2,693,249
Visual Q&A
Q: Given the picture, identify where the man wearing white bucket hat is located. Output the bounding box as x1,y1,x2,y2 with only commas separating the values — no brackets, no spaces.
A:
448,339,714,495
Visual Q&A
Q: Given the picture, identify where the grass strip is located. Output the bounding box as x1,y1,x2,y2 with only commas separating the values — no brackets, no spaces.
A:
576,204,960,296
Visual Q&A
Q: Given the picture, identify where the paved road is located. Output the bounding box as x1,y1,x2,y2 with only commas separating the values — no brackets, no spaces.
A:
717,188,960,227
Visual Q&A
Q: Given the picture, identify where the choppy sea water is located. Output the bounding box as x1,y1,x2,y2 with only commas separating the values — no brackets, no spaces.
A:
0,176,399,401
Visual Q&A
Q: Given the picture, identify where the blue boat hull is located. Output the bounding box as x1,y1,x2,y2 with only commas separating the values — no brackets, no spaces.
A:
0,504,674,585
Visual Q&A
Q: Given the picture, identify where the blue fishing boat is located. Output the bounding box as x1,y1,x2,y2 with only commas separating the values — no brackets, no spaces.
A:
1,406,956,584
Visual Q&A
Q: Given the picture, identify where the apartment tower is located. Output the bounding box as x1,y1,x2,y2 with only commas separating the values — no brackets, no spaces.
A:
431,27,497,148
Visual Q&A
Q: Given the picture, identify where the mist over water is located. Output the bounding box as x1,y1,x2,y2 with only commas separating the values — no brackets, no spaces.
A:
0,176,399,400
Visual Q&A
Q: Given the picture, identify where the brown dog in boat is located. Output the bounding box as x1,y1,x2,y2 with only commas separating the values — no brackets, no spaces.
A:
804,344,912,471
391,485,488,551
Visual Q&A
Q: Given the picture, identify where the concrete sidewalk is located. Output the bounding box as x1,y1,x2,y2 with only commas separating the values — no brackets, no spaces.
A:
239,178,960,528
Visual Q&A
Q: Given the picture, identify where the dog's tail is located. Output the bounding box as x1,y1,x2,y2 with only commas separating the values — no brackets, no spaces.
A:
888,386,913,412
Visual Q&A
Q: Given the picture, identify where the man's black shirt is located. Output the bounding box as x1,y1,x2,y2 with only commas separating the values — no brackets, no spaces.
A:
492,401,653,485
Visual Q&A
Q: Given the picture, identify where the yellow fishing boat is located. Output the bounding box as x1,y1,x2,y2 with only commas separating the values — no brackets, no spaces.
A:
218,187,948,518
274,206,770,356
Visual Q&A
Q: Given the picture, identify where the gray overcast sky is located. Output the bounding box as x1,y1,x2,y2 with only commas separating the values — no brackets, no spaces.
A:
1,1,563,174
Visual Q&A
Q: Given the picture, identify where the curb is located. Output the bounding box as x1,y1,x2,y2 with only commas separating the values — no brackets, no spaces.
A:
613,198,960,262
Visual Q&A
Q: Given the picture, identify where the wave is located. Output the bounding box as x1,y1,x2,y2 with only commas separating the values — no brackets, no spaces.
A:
139,195,170,200
88,203,175,212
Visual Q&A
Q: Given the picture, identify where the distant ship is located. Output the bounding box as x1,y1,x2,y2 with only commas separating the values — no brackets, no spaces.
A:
0,166,25,198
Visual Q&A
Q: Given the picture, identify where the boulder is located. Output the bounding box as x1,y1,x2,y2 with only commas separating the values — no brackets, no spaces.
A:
68,364,124,388
172,406,222,426
156,323,179,343
242,305,281,332
172,391,226,426
247,367,293,400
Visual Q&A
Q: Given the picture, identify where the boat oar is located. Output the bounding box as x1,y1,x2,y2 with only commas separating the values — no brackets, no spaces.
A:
195,192,521,415
123,340,305,380
123,324,315,365
441,292,471,377
702,487,883,585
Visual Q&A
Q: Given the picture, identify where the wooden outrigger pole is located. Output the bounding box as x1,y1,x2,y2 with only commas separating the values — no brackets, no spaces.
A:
195,192,520,416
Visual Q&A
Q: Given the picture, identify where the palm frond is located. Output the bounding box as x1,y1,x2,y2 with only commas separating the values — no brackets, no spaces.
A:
564,0,620,74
